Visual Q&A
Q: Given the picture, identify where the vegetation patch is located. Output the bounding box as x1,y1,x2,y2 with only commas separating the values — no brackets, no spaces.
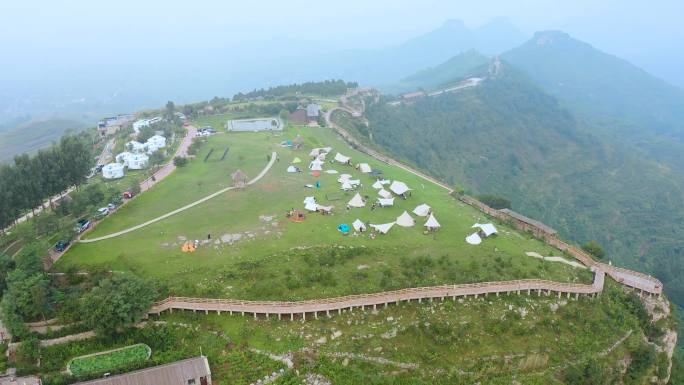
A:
67,343,151,376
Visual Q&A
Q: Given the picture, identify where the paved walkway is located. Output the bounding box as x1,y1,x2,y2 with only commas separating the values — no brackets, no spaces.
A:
80,151,278,243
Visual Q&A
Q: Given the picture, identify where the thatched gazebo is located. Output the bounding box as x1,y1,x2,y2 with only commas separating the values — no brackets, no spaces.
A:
231,169,248,188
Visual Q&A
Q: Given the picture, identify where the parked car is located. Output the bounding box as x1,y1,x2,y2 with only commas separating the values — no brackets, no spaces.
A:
107,203,116,210
74,219,91,233
123,191,135,199
54,240,70,252
96,207,109,217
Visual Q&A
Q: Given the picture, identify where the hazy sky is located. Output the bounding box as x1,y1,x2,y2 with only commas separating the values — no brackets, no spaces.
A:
1,0,683,122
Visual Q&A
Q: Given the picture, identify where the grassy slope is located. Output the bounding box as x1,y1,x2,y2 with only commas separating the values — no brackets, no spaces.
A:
55,122,590,299
0,118,87,163
159,282,655,385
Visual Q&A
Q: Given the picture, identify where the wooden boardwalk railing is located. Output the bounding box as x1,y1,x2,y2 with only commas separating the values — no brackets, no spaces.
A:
148,270,605,320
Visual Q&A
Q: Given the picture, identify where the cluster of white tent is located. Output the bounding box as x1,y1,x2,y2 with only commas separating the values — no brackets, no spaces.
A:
338,174,361,191
465,223,498,245
103,135,167,179
369,179,413,206
125,134,167,155
306,147,334,172
362,207,440,235
115,152,149,170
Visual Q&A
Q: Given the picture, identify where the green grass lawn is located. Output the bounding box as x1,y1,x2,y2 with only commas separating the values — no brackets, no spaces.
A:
56,123,592,299
68,343,150,376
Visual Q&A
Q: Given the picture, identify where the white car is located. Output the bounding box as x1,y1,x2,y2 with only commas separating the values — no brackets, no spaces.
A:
97,207,110,216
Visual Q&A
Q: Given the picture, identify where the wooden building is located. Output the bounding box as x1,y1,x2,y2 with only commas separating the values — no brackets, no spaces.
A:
498,208,557,239
74,356,211,385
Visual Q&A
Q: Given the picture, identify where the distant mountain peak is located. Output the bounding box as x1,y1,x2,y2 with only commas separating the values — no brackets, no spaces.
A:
532,30,572,46
441,19,466,29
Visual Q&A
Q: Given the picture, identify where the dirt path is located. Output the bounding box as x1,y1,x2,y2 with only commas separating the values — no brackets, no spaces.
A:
79,151,278,243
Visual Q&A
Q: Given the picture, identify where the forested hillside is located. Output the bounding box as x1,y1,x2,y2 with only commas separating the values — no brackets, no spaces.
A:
362,64,684,308
501,31,684,172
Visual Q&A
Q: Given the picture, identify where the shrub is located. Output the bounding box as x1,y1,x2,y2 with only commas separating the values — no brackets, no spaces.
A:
173,156,188,167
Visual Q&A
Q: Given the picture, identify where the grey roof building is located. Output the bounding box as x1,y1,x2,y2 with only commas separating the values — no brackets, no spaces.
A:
227,118,282,132
74,356,211,385
306,103,320,119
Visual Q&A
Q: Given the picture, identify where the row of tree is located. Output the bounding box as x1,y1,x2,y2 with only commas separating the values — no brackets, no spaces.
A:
234,79,358,100
0,135,93,231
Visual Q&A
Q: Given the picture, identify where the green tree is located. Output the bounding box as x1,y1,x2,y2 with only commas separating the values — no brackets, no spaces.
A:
149,150,165,170
0,253,15,294
173,156,188,167
16,336,41,365
164,101,176,121
3,271,52,322
476,194,512,209
81,274,158,335
582,240,605,259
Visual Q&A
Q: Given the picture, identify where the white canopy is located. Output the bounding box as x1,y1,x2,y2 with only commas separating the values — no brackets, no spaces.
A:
317,205,333,213
309,159,324,171
424,213,441,229
390,181,411,195
317,153,327,161
358,163,372,173
337,174,352,182
370,222,395,234
379,179,391,185
309,148,321,157
340,181,354,190
348,179,361,186
465,232,482,245
372,180,384,189
304,201,319,212
303,196,316,205
287,165,298,173
348,193,365,208
472,223,498,237
378,188,392,199
325,169,339,174
412,204,431,217
321,147,333,153
378,198,394,207
334,153,351,163
396,211,415,227
352,219,367,232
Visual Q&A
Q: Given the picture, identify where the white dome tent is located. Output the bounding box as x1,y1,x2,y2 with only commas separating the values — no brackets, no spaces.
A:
357,163,372,173
389,181,411,196
412,204,431,217
147,135,167,149
396,211,415,227
348,193,365,208
378,188,392,199
352,219,367,232
424,213,441,231
334,153,351,164
102,163,124,179
126,153,149,170
370,222,395,234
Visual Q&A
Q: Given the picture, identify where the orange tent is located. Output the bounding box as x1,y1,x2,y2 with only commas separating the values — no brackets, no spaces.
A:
181,241,197,252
